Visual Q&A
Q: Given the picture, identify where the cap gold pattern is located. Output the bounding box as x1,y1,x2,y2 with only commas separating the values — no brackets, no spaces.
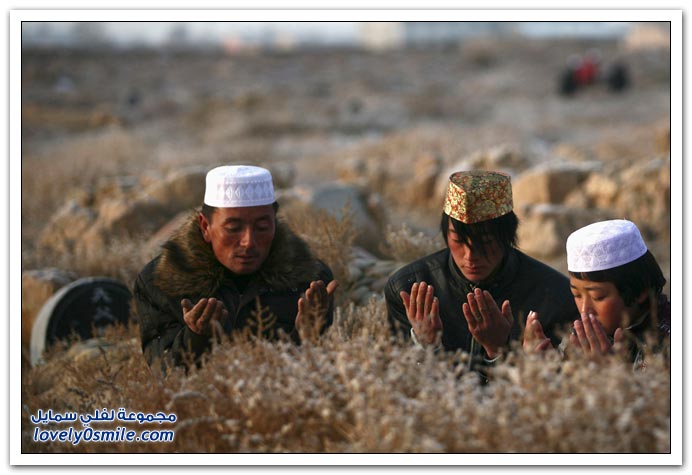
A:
443,171,513,224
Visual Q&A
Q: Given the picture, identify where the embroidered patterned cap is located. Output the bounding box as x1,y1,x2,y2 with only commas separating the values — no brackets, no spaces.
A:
443,171,513,224
203,165,275,208
566,219,647,272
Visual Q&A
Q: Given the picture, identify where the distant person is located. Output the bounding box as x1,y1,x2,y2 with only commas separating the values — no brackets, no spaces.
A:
385,171,578,372
524,220,670,367
134,165,337,371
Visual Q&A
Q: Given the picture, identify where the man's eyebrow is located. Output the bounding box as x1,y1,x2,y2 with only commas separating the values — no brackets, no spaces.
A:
222,215,272,225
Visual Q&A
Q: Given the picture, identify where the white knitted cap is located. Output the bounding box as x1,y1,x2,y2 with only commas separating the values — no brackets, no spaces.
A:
566,219,647,272
203,165,275,208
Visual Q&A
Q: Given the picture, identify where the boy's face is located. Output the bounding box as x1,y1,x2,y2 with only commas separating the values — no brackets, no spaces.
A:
447,223,504,283
569,277,636,336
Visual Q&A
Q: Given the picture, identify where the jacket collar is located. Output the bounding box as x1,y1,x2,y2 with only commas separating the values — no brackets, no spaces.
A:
153,211,321,298
447,247,519,294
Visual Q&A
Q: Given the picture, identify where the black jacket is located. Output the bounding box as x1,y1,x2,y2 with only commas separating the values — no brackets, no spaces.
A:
134,213,334,371
385,247,579,362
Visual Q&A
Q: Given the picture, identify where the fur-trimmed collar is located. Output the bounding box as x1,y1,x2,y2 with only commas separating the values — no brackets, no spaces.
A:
153,212,321,298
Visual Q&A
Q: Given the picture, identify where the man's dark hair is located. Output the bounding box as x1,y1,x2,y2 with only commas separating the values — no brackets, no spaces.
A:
201,201,280,223
440,211,519,258
569,250,666,307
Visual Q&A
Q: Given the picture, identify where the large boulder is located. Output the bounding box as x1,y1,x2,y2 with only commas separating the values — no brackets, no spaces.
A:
143,209,195,261
37,201,97,255
38,168,211,258
513,162,601,206
434,145,532,206
267,162,296,189
76,196,172,256
276,182,386,255
517,204,614,260
408,153,442,206
143,166,207,215
337,156,387,192
21,268,78,346
615,157,670,241
563,157,670,243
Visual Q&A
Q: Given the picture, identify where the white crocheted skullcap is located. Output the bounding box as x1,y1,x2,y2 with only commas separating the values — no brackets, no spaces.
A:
566,219,647,272
204,165,275,208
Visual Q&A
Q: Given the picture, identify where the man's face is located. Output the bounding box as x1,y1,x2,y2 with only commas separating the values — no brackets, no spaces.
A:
199,205,276,275
447,223,505,283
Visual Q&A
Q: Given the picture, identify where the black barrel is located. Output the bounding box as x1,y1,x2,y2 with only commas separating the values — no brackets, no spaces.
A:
30,277,132,365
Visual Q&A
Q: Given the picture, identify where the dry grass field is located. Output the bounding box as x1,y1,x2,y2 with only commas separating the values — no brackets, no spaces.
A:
20,32,672,456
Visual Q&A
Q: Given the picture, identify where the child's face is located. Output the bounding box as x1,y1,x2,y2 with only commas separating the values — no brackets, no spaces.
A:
569,277,634,336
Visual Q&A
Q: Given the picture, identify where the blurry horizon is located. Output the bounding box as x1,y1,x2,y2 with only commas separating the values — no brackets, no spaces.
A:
21,21,636,50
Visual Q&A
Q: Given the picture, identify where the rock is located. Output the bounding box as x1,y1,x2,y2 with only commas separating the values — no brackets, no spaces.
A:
350,286,375,306
435,145,532,205
143,210,195,261
513,162,601,206
564,173,620,209
37,201,97,255
280,182,386,255
143,166,207,215
336,157,387,191
408,153,442,205
92,175,141,205
614,158,670,240
622,23,671,51
77,196,172,256
21,268,78,346
582,173,620,208
267,162,296,189
551,144,591,163
517,204,613,259
370,275,391,293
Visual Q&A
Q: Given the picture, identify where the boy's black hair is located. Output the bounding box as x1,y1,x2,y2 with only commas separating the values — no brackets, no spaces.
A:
440,210,519,258
568,250,666,307
201,201,280,223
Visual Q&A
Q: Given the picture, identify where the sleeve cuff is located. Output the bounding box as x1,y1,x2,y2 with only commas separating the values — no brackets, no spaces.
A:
410,328,442,352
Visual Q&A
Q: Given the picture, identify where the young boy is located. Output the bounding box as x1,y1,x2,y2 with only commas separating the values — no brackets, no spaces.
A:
524,219,670,365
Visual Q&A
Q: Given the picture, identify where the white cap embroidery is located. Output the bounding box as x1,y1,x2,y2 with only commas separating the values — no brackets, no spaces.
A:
203,165,275,208
566,219,647,272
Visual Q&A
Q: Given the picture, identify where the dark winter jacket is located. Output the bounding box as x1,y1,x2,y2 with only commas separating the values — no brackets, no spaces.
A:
385,247,579,368
134,213,334,371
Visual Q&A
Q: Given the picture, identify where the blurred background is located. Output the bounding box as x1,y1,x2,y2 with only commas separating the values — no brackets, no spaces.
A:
21,21,671,347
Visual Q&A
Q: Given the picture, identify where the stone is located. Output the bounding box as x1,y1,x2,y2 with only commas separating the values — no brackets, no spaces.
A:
93,175,141,206
614,158,670,240
143,166,207,215
513,162,601,206
563,173,620,209
408,153,442,205
280,182,386,255
517,204,614,259
143,210,195,261
37,201,97,255
435,146,531,206
336,157,387,191
267,162,296,189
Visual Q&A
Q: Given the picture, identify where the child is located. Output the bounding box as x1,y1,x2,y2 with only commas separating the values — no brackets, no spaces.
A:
524,219,670,364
